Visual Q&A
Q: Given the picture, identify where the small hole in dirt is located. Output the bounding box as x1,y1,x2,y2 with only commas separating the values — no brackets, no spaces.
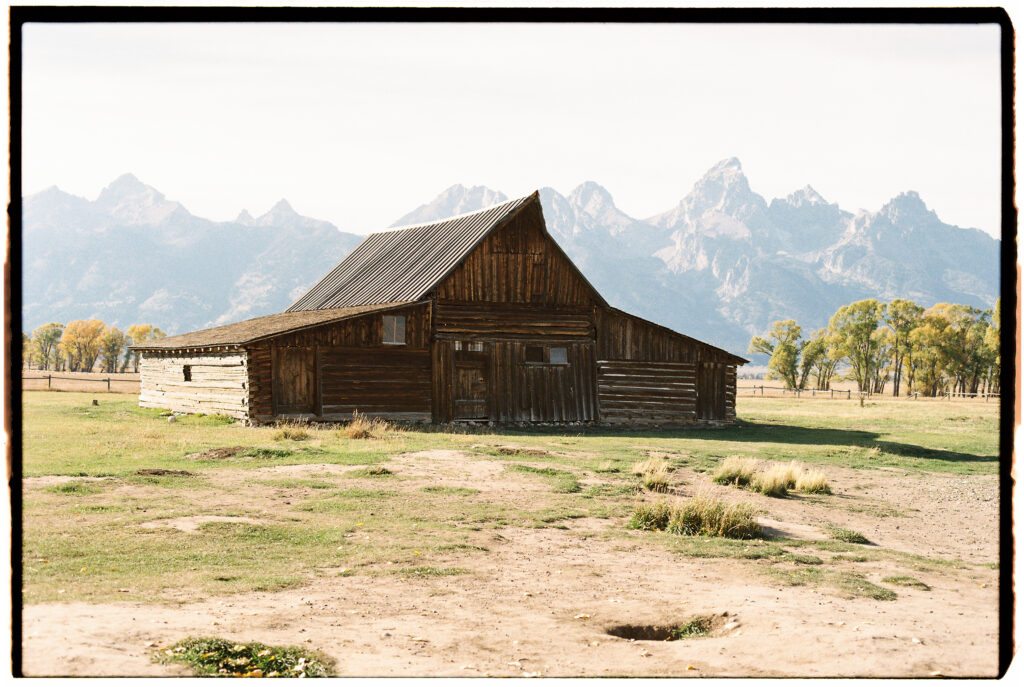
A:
606,615,719,641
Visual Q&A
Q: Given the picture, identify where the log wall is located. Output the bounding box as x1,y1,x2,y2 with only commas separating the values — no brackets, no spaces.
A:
597,360,697,425
319,347,431,421
138,350,249,419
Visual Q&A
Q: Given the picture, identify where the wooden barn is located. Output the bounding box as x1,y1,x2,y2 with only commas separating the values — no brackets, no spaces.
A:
133,192,746,425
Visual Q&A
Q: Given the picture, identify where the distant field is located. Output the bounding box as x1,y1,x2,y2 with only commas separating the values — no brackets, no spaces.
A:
19,391,1001,677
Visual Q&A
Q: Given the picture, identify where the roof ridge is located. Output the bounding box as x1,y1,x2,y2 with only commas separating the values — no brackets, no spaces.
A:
377,191,536,234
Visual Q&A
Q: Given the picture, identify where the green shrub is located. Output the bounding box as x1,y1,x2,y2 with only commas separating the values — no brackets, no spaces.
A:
155,636,333,677
825,525,871,544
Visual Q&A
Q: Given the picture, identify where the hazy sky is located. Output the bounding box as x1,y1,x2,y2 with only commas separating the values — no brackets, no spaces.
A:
21,21,1003,237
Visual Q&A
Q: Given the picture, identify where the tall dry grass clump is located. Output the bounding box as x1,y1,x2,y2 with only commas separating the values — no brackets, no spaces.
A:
632,456,672,492
629,490,762,540
338,411,391,440
712,456,759,487
714,457,832,497
795,469,831,494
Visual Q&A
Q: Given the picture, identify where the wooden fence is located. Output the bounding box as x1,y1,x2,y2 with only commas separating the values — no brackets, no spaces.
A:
738,385,999,401
22,374,141,393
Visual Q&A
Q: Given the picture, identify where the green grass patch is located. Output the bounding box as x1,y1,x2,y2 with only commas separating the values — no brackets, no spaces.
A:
420,486,479,495
506,464,581,493
45,480,104,495
391,566,470,577
155,636,332,677
764,567,897,600
824,525,872,544
670,616,713,639
271,427,310,441
241,448,295,460
882,575,931,590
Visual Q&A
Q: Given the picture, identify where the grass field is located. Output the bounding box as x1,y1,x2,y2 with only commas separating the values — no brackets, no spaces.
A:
19,390,1002,677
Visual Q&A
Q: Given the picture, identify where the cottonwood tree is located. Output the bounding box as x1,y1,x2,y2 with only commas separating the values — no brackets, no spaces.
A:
883,299,924,397
99,326,127,373
60,319,106,372
748,320,805,389
125,324,166,372
829,299,887,392
31,322,64,371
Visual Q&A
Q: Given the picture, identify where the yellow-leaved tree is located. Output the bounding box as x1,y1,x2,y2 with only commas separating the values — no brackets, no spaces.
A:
60,319,106,372
126,324,166,372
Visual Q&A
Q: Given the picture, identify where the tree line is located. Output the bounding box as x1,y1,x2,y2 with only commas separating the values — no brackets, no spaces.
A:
749,298,1001,397
23,321,166,373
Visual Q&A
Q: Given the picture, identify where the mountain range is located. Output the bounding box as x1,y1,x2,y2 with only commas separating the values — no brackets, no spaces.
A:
21,159,1000,357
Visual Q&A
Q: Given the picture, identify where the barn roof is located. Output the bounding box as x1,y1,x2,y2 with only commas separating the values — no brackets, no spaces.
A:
287,192,545,311
131,302,419,350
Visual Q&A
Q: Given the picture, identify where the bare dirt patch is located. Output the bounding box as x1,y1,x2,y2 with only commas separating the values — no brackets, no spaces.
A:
185,447,245,461
139,516,263,533
22,475,113,489
134,469,195,477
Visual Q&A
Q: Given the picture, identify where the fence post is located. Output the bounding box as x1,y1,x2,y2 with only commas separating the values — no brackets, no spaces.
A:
106,378,111,391
847,390,851,400
47,375,51,389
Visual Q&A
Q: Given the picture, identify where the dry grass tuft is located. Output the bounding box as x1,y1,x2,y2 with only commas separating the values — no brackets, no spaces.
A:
339,411,391,440
795,469,832,494
632,457,672,492
629,489,762,540
271,425,310,441
712,456,759,487
716,457,832,497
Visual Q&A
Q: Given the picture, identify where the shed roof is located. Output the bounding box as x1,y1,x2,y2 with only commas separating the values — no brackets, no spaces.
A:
131,302,418,350
286,193,538,311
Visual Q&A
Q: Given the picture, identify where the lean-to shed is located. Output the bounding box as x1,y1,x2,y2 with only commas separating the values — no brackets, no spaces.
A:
133,192,746,425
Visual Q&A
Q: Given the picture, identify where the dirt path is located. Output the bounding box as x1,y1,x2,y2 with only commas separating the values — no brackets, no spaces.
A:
21,451,1001,677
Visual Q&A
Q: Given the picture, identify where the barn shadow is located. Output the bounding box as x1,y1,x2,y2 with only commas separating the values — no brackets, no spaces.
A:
460,419,995,468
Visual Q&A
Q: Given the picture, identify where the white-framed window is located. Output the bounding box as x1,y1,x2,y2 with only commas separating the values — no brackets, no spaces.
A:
382,315,406,345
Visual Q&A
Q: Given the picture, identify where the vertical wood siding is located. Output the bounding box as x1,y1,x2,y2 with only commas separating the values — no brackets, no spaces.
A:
433,339,595,423
434,202,598,306
138,350,249,419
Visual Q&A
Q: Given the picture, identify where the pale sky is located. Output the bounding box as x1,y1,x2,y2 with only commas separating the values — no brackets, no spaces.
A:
21,21,1003,237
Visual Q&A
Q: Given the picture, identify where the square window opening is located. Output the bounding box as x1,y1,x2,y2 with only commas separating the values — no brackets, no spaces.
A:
182,365,192,382
549,347,568,364
524,346,544,363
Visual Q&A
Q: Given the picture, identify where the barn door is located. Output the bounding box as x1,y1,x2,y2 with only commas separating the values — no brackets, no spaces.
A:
453,352,488,420
273,346,317,415
696,362,726,421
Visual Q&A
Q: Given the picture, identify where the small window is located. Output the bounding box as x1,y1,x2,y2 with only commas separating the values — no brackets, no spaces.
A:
382,315,406,345
468,341,483,352
549,347,568,364
182,365,192,382
524,346,544,363
454,340,463,351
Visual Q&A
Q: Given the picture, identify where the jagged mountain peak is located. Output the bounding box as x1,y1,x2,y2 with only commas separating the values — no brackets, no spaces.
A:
96,173,163,205
389,184,508,227
785,185,829,207
235,209,255,225
569,181,617,218
879,190,937,224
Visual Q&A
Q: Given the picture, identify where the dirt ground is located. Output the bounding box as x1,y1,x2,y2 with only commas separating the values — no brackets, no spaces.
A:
20,449,1001,677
